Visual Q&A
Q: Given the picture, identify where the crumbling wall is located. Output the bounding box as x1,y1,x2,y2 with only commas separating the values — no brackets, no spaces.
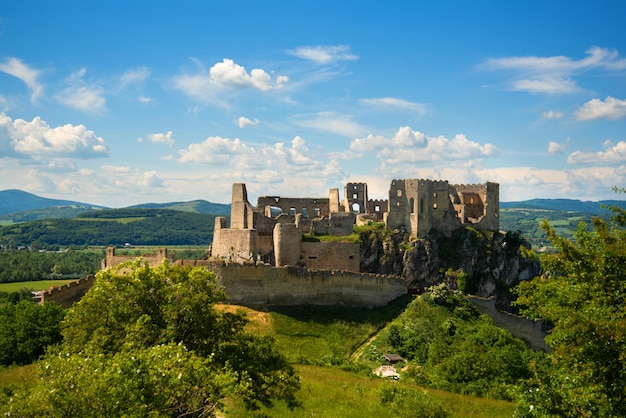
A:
343,182,368,214
366,199,389,221
311,212,355,236
256,196,330,219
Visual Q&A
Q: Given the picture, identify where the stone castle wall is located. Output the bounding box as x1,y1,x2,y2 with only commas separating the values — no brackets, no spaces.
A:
46,260,407,309
38,275,96,308
211,263,406,308
300,242,359,272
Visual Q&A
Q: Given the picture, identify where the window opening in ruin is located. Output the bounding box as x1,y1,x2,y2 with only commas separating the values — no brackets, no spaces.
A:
243,206,248,228
375,205,380,212
433,192,437,198
433,203,438,209
353,193,358,199
420,198,424,214
470,197,474,204
352,203,360,213
308,256,317,259
289,207,296,216
315,208,321,217
397,189,402,197
302,208,308,217
349,255,355,259
409,198,415,214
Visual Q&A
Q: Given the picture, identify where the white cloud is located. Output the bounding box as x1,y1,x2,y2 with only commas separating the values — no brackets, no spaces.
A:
349,126,499,172
119,67,150,89
575,96,626,121
238,116,259,128
138,96,152,103
547,140,568,154
567,140,626,165
143,131,175,146
55,68,106,114
0,112,109,160
287,45,358,64
176,135,333,181
360,97,427,115
101,165,130,173
172,58,288,102
293,112,367,137
481,46,626,94
0,57,43,102
542,110,564,120
511,75,578,94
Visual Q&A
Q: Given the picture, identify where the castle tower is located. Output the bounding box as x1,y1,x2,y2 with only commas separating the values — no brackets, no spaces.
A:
329,188,340,213
343,182,368,214
231,183,254,229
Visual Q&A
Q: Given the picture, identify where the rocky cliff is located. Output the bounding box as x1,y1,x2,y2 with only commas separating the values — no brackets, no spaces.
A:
359,226,540,309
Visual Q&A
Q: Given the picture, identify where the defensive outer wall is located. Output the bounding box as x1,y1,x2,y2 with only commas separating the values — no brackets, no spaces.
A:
43,249,408,309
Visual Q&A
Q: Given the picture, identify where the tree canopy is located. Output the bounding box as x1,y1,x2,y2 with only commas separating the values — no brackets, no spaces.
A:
6,261,300,417
514,190,626,417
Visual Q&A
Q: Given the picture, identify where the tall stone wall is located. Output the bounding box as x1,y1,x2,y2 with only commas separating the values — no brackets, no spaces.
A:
213,263,406,308
300,242,359,272
274,223,301,267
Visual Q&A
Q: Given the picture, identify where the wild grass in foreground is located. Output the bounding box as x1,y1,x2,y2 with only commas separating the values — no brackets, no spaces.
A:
226,365,516,417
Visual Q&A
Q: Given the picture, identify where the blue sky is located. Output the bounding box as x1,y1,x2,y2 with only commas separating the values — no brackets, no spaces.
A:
1,1,626,207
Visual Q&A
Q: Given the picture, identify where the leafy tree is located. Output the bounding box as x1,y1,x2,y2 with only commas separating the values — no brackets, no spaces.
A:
7,261,300,416
514,192,626,417
0,300,65,366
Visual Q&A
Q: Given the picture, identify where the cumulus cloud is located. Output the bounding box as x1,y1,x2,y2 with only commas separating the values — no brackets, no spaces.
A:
350,126,499,170
360,97,427,115
542,110,564,120
101,165,130,173
176,135,330,179
238,116,259,128
0,58,43,102
0,113,109,160
287,45,358,64
574,96,626,121
55,68,106,114
138,96,152,103
172,58,288,101
142,131,175,146
480,46,626,94
567,140,626,165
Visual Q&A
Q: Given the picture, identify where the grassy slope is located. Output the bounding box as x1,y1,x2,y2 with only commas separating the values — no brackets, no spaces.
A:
223,301,516,417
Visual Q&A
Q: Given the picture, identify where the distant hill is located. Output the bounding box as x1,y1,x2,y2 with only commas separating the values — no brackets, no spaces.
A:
500,198,626,213
0,190,230,223
0,208,218,247
126,200,230,215
0,189,107,216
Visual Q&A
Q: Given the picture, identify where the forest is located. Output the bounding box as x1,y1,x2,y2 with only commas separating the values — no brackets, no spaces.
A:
0,209,218,248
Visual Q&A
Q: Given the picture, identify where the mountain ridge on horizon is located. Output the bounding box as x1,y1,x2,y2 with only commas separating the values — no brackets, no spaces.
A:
2,189,625,222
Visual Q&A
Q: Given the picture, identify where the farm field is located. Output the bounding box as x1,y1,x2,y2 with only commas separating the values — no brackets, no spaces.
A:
0,279,79,293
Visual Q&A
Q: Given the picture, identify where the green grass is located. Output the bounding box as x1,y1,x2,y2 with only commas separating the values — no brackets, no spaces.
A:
226,365,515,417
0,279,79,293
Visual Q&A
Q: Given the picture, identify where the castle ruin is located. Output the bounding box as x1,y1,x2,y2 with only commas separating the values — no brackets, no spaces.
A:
211,179,499,270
